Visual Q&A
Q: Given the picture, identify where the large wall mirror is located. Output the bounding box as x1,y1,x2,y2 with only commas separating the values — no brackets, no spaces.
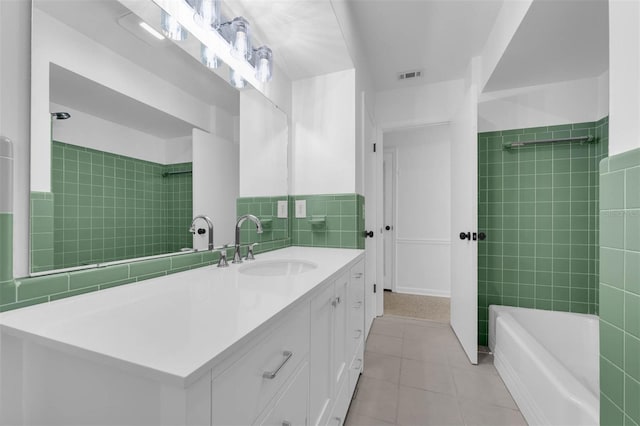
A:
30,0,289,274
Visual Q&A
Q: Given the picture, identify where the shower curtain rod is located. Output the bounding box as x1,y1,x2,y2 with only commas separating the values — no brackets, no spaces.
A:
161,170,192,177
503,135,595,149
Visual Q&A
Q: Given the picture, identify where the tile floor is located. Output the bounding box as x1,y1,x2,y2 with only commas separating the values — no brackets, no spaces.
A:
344,315,527,426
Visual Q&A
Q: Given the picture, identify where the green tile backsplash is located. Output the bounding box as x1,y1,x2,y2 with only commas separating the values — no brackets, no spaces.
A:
477,118,608,345
236,195,289,247
600,147,640,426
48,141,192,270
30,192,54,272
290,194,365,250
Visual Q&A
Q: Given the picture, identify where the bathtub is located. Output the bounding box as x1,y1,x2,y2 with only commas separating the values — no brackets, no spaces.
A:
489,305,599,426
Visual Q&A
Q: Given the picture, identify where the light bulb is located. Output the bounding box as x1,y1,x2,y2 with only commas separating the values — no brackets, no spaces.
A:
194,0,220,29
254,46,273,83
230,17,251,60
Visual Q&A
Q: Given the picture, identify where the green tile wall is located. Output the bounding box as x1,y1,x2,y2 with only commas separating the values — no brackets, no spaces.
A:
290,194,365,249
30,192,54,272
477,118,608,345
49,141,192,270
236,195,289,247
599,147,640,426
0,213,14,306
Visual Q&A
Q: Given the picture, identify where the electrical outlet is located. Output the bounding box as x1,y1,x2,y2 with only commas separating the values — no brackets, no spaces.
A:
295,200,306,218
277,200,288,218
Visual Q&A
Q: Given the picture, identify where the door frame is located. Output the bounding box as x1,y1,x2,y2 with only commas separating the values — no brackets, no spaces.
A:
382,148,397,292
375,120,449,316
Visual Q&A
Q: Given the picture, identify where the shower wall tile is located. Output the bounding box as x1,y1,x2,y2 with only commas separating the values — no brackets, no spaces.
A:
30,192,54,273
477,118,608,345
49,142,192,271
600,147,640,426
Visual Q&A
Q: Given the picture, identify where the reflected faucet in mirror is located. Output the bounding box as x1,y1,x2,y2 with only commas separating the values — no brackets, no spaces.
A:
233,214,262,263
190,215,214,251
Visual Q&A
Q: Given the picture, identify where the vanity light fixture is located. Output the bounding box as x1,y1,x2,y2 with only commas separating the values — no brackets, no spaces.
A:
229,17,251,60
194,0,220,29
160,9,187,40
201,44,219,69
139,22,165,40
253,46,273,83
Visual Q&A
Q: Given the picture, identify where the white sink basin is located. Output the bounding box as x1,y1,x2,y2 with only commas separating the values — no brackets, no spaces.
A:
239,260,317,276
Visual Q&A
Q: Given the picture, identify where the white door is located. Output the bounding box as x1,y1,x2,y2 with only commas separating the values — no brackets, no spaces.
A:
383,151,395,291
450,86,478,364
363,104,378,335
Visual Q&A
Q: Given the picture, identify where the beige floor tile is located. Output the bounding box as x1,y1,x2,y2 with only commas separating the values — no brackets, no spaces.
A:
371,318,405,338
363,351,402,383
403,324,459,348
447,349,498,376
366,333,403,358
387,315,448,329
350,376,399,424
396,386,464,426
401,338,450,365
450,368,518,410
345,411,396,426
458,398,528,426
399,358,456,395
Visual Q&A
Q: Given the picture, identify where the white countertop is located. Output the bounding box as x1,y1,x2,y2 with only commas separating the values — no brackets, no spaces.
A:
0,247,364,387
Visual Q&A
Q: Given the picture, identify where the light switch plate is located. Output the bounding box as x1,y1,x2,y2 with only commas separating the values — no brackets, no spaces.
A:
295,200,306,218
277,200,288,218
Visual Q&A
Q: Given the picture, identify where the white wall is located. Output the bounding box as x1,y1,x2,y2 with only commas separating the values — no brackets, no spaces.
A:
479,75,609,132
609,0,640,156
239,90,288,197
50,103,192,165
375,79,465,128
385,124,451,297
31,9,214,191
1,0,30,277
192,129,238,248
291,69,356,195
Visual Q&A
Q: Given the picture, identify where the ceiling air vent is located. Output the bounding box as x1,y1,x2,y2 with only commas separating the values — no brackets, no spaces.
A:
397,70,422,81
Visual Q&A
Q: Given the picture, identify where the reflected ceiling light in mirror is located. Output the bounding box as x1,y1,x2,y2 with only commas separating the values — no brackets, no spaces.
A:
229,68,246,89
201,44,219,69
160,9,187,40
139,22,165,40
194,0,221,29
254,46,272,83
229,17,251,60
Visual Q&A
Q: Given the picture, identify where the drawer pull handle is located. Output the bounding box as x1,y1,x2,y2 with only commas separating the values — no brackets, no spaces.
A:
353,272,363,278
353,301,362,309
353,329,362,339
331,296,341,307
263,350,293,379
353,358,363,369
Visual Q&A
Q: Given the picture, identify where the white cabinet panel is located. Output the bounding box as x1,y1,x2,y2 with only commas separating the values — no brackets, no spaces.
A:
309,282,335,426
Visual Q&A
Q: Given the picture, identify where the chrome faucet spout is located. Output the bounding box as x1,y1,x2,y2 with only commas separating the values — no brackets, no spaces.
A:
190,215,214,251
233,214,263,263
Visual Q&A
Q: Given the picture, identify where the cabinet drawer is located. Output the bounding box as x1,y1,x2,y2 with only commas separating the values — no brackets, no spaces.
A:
259,361,309,426
211,304,310,425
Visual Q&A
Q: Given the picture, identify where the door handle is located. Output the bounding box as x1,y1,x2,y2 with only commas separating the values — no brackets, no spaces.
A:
478,232,486,240
385,225,391,231
364,230,374,238
459,232,471,240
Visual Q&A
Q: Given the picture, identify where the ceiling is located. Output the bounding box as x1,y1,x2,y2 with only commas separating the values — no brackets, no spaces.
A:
226,0,354,80
484,0,609,92
348,0,504,91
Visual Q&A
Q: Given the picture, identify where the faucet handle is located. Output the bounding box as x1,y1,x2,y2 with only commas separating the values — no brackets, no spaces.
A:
217,248,229,268
245,243,259,261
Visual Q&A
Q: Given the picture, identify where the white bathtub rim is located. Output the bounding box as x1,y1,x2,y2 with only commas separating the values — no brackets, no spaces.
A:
494,313,599,426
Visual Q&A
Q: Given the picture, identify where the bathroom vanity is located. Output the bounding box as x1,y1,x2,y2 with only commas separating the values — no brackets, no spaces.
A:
0,247,365,426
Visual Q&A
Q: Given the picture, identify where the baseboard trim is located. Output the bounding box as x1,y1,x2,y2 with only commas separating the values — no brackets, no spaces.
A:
394,286,451,298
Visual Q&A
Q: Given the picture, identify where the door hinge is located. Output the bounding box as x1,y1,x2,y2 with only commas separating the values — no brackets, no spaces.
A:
373,143,376,153
373,284,377,293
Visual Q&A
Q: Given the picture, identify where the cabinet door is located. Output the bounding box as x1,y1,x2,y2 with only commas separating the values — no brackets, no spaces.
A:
260,361,309,426
309,283,334,426
332,272,349,390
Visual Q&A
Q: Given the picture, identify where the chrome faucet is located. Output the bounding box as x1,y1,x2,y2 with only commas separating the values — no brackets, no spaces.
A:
233,214,263,263
189,215,214,251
